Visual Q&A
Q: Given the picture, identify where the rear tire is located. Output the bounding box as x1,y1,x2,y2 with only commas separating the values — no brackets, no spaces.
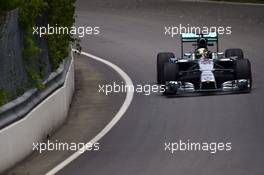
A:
225,48,244,59
235,59,252,89
164,63,179,82
157,52,175,84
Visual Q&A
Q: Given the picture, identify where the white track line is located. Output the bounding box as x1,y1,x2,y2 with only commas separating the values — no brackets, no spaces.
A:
46,50,134,175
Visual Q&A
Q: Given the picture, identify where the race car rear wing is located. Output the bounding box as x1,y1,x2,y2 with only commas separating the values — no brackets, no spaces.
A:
180,33,219,58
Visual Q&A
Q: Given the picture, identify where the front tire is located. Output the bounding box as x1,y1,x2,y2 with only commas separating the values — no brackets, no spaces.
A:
235,59,252,89
164,63,179,82
157,52,175,84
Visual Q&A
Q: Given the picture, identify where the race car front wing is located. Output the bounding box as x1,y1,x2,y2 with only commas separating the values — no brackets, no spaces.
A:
164,79,251,95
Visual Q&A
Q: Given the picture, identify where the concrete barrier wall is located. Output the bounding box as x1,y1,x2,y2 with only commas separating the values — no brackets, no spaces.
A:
0,56,74,173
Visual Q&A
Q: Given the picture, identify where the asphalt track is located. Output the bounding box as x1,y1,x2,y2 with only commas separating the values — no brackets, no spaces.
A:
57,1,264,174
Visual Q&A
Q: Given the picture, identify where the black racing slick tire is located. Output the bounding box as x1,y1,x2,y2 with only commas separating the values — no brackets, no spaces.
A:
157,52,175,84
164,63,179,82
225,48,244,59
235,59,252,89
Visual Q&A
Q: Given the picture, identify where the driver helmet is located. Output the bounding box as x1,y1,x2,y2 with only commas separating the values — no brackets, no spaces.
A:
195,48,210,59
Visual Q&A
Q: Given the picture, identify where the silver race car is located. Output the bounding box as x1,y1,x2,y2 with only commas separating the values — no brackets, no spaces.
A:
157,33,252,95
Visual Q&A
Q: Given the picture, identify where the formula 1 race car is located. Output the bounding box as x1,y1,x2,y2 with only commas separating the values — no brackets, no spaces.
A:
157,33,252,95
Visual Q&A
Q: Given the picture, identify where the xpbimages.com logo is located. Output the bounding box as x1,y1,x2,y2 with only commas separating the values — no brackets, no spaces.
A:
98,82,166,95
164,24,232,37
32,140,100,154
33,24,100,38
164,140,232,154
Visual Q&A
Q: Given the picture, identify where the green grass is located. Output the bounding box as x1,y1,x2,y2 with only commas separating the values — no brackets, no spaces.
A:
212,0,264,3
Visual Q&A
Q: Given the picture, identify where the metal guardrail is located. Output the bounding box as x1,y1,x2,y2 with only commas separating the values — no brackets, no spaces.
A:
0,55,72,129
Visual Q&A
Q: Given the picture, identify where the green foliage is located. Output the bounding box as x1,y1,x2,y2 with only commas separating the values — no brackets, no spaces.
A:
19,0,48,90
0,90,5,106
0,90,15,106
18,0,76,90
19,0,76,71
19,0,48,32
45,0,76,69
0,0,75,106
22,36,41,58
0,0,20,12
26,66,44,90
